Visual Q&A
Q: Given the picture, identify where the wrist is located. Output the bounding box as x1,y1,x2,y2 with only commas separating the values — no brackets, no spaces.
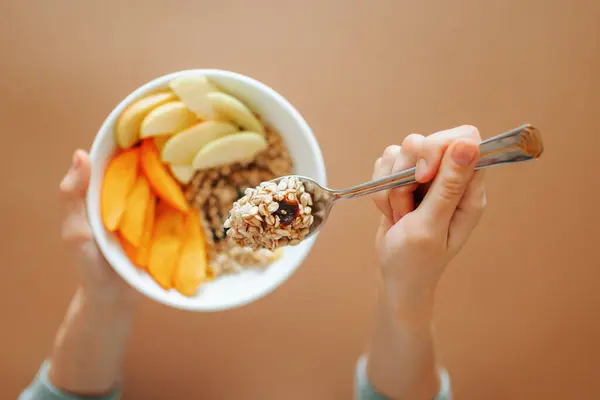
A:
74,287,137,326
49,288,134,395
381,282,435,327
368,284,439,400
80,286,138,314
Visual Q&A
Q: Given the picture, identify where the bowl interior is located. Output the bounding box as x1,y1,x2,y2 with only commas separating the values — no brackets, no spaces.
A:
86,70,326,311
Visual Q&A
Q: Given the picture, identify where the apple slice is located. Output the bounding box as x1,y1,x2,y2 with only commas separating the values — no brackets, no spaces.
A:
169,75,220,120
114,91,176,149
161,121,238,165
207,92,265,135
169,165,196,185
192,132,267,170
140,101,197,138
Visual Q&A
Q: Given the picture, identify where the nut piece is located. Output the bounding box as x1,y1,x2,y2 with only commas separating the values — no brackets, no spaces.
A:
224,177,314,251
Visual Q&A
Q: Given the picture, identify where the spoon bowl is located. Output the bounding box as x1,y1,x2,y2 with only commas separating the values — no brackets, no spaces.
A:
266,175,337,239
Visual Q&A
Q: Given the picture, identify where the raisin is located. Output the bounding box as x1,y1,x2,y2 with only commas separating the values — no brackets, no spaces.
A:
211,229,221,243
274,199,299,226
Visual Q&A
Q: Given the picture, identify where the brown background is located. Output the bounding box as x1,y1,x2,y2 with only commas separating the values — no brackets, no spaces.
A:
1,0,599,399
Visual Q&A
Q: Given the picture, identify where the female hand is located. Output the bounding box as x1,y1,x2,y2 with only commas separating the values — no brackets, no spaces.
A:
39,149,140,395
59,149,139,305
372,125,486,316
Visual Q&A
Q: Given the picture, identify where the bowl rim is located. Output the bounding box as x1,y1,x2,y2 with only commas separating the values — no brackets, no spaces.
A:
86,69,327,311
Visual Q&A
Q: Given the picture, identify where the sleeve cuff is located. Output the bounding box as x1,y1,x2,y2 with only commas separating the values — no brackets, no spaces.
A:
18,361,120,400
354,356,452,400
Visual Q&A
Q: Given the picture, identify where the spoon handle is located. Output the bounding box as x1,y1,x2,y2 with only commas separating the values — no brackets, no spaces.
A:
334,124,543,200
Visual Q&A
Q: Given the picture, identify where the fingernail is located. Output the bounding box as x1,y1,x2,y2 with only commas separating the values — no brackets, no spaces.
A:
452,141,477,166
416,159,427,180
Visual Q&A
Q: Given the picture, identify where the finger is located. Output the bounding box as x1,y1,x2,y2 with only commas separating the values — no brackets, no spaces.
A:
62,199,93,245
59,149,91,199
412,181,431,209
448,170,486,248
416,138,480,228
60,150,93,245
388,134,423,223
415,125,481,183
372,145,401,223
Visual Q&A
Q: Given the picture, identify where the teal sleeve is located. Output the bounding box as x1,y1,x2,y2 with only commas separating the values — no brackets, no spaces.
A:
355,356,452,400
18,362,120,400
20,358,450,399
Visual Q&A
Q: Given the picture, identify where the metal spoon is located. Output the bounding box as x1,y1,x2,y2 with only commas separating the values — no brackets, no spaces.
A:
270,124,543,240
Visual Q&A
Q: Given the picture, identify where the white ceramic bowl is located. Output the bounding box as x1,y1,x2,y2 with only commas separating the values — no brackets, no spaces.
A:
87,69,326,311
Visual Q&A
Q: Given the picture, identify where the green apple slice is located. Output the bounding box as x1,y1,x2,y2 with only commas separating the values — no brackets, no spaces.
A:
140,101,197,138
207,92,265,135
192,132,267,170
169,165,196,185
169,75,220,120
115,91,176,148
161,121,238,165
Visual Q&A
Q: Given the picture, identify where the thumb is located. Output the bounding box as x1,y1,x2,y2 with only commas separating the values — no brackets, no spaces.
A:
59,150,92,244
59,150,91,197
417,139,479,228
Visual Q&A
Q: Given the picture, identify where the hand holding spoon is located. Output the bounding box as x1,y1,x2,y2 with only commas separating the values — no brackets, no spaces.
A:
225,124,543,249
268,124,543,241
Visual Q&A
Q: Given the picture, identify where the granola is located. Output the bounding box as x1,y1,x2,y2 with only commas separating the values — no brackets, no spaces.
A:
185,125,293,276
224,176,314,251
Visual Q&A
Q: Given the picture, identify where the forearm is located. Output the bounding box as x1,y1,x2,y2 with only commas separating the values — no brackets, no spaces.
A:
366,284,439,400
48,287,135,396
